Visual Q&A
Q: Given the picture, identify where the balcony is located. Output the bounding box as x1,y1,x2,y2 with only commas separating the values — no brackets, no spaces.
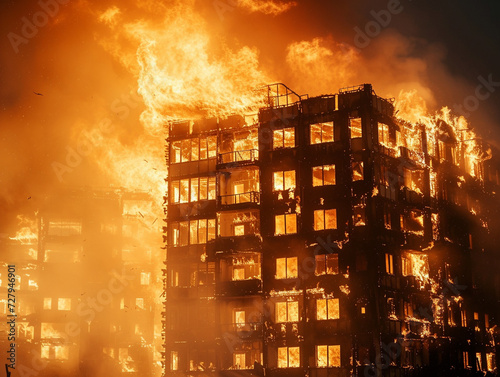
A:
217,279,262,296
217,149,259,168
219,192,260,208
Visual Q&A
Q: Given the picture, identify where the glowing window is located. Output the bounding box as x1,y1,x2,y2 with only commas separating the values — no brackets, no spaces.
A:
273,128,295,149
275,214,297,235
477,353,483,371
276,301,299,323
314,209,337,231
316,345,341,367
170,219,215,246
276,257,298,279
57,298,71,311
235,310,246,326
461,309,467,327
350,118,362,138
140,272,150,285
310,122,334,144
352,161,364,181
312,165,335,186
385,254,394,275
316,298,339,320
487,353,496,372
273,170,296,191
171,351,179,371
315,254,339,275
43,298,52,310
191,138,200,161
136,298,144,310
234,353,246,369
233,267,245,281
463,351,469,368
378,122,390,147
278,347,300,368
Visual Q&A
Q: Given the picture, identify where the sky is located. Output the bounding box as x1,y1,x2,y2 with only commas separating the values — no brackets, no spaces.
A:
1,0,500,233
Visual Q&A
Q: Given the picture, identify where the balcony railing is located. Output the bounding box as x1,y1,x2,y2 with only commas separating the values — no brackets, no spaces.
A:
219,191,260,206
218,149,259,165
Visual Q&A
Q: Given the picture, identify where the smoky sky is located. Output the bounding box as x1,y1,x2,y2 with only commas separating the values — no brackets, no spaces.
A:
1,0,500,232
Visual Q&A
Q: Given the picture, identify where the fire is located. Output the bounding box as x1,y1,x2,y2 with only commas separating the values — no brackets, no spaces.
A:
9,215,38,245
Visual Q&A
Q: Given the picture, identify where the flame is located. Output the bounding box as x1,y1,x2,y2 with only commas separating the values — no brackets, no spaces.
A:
9,215,38,245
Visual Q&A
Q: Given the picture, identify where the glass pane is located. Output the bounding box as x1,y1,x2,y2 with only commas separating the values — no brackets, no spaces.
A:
199,178,208,200
314,210,325,231
235,310,245,324
285,214,297,234
233,267,245,281
288,347,300,367
234,225,245,236
284,171,296,190
275,215,285,236
170,181,180,203
190,178,199,202
288,301,299,322
273,129,284,149
198,219,207,244
323,165,336,185
191,138,199,161
200,138,208,160
172,141,181,163
273,171,284,191
310,124,322,144
190,220,198,245
326,254,339,274
315,255,326,275
287,257,298,278
329,345,341,367
350,118,362,138
208,177,216,200
276,258,286,279
353,162,364,181
171,223,179,246
317,345,328,367
312,167,323,187
317,299,327,320
179,222,189,246
284,128,295,148
276,302,287,323
180,179,189,203
181,139,191,162
325,209,337,229
322,122,334,142
207,220,216,241
328,298,340,320
277,348,288,368
208,136,217,158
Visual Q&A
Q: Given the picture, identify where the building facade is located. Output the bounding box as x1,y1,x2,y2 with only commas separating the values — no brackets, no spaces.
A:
163,84,500,377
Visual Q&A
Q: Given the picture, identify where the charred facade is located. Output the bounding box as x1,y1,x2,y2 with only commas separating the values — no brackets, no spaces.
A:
163,84,500,377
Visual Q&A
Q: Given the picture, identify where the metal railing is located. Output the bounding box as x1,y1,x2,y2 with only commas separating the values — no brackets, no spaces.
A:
218,149,259,165
219,191,260,206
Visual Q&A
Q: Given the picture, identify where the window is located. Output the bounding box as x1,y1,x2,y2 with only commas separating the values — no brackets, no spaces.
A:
314,209,337,230
234,310,246,326
57,298,71,311
378,122,390,147
315,254,339,275
278,347,300,368
274,128,295,149
352,161,364,181
276,301,299,323
316,298,339,320
171,136,216,163
276,257,298,279
170,177,216,204
41,344,69,360
273,170,296,191
487,353,496,372
44,298,52,310
350,118,362,138
275,214,297,235
385,254,394,275
171,351,179,371
316,345,341,367
140,272,151,285
310,122,334,144
170,219,216,246
136,298,145,310
312,165,336,186
463,351,469,369
234,353,246,369
477,353,483,371
461,309,467,327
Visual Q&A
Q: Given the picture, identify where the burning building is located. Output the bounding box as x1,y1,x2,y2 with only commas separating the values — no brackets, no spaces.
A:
1,188,163,377
163,84,500,376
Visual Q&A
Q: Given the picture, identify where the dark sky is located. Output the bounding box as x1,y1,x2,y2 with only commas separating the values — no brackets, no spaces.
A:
1,0,500,232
